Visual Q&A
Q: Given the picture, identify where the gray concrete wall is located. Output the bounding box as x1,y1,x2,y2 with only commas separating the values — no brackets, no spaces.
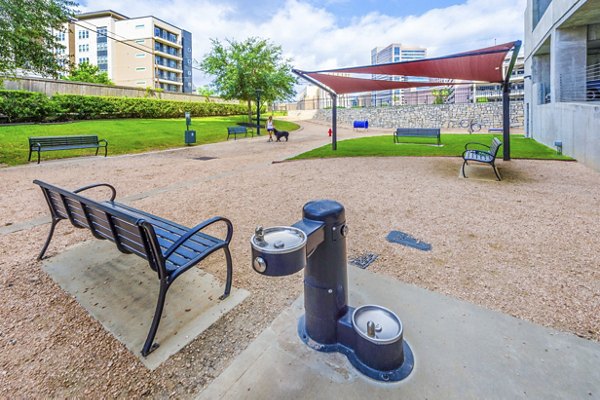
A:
532,102,600,171
313,102,524,130
1,76,232,103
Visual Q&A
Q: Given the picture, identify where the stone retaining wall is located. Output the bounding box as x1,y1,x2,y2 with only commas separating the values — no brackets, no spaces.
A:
314,102,524,130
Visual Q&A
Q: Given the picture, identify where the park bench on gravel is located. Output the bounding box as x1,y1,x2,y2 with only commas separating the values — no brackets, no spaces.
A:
34,179,234,356
461,137,503,181
28,135,108,164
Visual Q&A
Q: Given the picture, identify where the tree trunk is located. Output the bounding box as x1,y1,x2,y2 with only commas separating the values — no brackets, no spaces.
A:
247,99,252,125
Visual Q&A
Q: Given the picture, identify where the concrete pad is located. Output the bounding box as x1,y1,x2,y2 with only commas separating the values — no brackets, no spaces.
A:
198,266,600,400
43,241,249,370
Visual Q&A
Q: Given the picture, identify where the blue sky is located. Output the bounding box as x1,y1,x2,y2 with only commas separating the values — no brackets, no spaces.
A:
79,0,526,89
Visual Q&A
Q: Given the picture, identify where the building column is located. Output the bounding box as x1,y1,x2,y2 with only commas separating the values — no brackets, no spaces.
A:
550,26,587,102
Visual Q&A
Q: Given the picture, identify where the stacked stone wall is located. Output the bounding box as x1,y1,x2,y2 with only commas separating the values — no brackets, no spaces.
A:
314,102,524,130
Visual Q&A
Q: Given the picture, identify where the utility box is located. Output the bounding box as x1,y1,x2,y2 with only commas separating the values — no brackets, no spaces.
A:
185,130,196,145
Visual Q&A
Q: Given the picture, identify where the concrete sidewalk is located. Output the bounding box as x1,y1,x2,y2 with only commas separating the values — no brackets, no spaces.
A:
198,266,600,400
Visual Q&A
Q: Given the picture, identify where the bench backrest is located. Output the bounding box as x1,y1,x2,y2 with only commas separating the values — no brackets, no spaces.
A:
34,180,161,271
227,126,247,134
395,128,440,135
29,135,100,147
489,138,503,157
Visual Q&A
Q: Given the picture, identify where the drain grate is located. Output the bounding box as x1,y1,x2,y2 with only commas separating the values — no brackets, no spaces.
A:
192,156,217,161
349,253,379,269
386,230,431,251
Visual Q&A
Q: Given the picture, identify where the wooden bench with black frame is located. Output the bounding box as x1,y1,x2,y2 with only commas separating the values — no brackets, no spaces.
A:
34,179,234,357
227,126,253,140
28,135,108,164
461,137,503,181
394,128,441,146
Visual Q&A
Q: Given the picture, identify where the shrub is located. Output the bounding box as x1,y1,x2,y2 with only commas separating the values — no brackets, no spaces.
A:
0,90,248,123
0,90,55,122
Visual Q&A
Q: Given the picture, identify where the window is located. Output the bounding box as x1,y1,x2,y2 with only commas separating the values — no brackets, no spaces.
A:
56,31,66,41
97,55,108,64
135,53,146,58
135,67,146,71
136,39,145,44
97,27,107,37
78,44,90,52
78,30,89,39
135,24,145,29
78,57,89,64
136,81,146,85
97,42,107,51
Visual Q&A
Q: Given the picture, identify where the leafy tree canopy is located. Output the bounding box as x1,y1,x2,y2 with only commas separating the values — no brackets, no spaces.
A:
66,62,113,85
199,37,297,118
0,0,76,78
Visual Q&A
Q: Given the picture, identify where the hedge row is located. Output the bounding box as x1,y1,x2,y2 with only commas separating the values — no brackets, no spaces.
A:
0,90,248,123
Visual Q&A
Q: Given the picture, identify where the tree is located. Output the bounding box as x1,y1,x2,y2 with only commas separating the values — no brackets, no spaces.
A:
66,62,113,85
0,0,76,78
199,37,297,121
196,85,215,101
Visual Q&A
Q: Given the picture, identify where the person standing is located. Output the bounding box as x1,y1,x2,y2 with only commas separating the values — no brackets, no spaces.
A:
266,115,274,142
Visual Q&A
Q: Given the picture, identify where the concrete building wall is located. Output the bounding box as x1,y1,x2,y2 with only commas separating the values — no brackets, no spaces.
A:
524,0,600,172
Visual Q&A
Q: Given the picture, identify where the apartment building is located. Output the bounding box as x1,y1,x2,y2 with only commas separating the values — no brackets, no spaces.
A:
370,43,427,105
524,0,600,171
54,10,193,93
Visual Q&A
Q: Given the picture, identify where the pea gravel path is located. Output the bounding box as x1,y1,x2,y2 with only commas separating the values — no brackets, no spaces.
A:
1,120,598,398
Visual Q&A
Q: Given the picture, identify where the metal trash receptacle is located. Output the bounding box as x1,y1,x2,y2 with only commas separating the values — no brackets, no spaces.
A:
185,130,196,145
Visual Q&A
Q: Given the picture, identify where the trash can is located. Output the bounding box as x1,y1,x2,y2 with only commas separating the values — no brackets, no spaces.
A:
185,130,196,145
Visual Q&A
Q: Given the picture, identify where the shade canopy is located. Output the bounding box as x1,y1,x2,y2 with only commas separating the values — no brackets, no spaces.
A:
294,41,519,95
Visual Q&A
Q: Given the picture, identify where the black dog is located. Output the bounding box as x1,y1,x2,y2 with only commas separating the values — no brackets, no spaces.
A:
274,128,289,142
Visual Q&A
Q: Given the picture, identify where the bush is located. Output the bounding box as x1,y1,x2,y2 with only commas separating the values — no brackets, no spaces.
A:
0,90,247,123
0,90,55,123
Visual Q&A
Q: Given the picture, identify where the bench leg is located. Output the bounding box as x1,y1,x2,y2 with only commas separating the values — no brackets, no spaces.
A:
104,145,108,157
37,150,41,164
38,218,59,260
492,163,502,181
28,149,32,162
219,246,233,300
95,147,99,156
142,280,169,357
461,160,468,178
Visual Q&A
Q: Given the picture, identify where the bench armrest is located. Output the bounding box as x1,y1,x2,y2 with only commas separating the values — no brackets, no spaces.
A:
98,139,108,145
163,216,233,258
464,142,490,150
73,183,117,201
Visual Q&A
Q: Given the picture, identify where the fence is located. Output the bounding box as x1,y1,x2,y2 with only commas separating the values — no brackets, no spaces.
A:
1,76,233,103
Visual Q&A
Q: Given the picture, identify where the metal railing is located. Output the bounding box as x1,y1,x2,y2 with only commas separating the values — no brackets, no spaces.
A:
559,62,600,102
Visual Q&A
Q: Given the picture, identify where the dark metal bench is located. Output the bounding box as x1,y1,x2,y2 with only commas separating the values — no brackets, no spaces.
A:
461,137,503,181
34,179,234,356
487,128,503,133
227,126,252,140
394,128,441,146
28,135,108,164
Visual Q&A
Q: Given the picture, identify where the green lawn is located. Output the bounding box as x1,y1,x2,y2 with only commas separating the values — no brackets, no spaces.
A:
0,116,299,166
292,134,573,161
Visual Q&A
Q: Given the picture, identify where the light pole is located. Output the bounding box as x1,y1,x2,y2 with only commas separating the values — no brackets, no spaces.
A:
255,89,263,136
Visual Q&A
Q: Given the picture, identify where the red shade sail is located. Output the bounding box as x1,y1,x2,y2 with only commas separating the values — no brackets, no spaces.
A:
295,41,519,95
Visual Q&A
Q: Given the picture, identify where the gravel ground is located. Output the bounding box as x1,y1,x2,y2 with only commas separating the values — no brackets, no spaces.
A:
1,120,599,398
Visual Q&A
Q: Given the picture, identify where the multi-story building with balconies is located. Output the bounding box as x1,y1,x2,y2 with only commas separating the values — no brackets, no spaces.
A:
54,10,193,93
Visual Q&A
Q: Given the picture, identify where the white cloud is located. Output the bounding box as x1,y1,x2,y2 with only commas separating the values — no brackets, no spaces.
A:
79,0,525,92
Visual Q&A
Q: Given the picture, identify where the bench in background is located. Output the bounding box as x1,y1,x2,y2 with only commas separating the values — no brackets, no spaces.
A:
28,135,108,164
488,128,503,133
34,179,234,356
461,137,503,181
227,126,252,140
394,128,441,146
353,120,369,130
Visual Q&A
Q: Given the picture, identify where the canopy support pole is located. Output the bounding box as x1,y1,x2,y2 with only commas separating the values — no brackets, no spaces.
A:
502,40,522,161
292,69,339,151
